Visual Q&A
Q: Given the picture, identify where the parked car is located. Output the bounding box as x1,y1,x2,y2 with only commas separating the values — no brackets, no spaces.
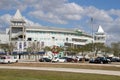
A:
111,57,120,62
66,57,78,62
0,56,18,64
106,57,120,62
52,57,67,62
89,58,95,63
95,57,111,64
78,58,90,62
89,57,111,64
39,58,51,62
76,56,90,62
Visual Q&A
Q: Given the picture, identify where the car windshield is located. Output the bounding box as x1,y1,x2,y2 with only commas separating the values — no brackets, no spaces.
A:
59,57,67,59
1,57,6,59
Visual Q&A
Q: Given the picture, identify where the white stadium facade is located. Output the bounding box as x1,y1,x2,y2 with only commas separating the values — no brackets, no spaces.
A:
0,9,106,54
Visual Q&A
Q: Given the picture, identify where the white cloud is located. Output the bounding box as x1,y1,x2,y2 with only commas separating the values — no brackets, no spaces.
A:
84,6,113,22
29,1,83,24
65,14,81,20
0,14,11,30
107,33,120,45
24,17,41,26
0,14,41,31
0,0,27,11
56,3,83,14
109,9,120,17
29,11,67,24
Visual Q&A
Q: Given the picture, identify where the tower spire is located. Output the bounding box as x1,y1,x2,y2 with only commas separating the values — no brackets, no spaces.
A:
11,9,25,22
13,9,23,19
94,25,106,43
97,25,104,33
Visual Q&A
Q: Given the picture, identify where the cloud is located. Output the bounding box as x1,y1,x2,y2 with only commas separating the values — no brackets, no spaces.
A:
0,14,11,30
0,0,27,11
109,9,120,17
0,14,41,31
29,11,67,24
104,10,120,44
24,17,41,26
56,3,83,20
84,6,113,22
29,0,83,24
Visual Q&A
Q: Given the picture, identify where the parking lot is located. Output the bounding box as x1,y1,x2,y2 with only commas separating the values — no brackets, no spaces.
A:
18,59,120,66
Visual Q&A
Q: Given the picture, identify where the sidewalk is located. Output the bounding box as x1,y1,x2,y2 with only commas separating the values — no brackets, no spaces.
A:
0,66,120,76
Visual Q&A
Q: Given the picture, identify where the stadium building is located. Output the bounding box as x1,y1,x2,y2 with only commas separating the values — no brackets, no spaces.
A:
1,9,106,53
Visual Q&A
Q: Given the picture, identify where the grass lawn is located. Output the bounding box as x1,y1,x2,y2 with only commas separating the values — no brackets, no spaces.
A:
0,69,120,80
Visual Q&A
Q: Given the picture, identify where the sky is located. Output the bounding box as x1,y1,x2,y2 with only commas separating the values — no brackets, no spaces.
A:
0,0,120,45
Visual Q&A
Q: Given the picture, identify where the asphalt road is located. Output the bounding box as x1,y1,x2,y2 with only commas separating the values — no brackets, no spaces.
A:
0,66,120,76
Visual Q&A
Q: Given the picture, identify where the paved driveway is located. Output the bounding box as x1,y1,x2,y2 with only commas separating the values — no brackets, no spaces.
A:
0,66,120,76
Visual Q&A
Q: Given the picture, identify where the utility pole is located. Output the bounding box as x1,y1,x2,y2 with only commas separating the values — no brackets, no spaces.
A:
91,18,93,37
90,17,94,56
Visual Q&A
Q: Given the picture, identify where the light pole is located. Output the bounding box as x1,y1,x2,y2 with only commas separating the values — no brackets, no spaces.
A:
91,17,94,41
90,17,94,56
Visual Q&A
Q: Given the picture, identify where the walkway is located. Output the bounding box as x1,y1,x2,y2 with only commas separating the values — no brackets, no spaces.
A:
0,66,120,76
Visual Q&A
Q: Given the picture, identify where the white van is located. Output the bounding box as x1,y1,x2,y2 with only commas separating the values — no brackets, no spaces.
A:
0,56,18,64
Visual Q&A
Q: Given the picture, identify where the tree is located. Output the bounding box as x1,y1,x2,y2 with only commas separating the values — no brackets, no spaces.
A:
111,42,120,56
79,43,106,57
66,46,78,56
102,46,112,56
26,47,33,59
0,42,15,55
78,44,93,62
26,41,41,61
8,42,15,55
0,44,9,54
93,43,105,56
44,46,51,52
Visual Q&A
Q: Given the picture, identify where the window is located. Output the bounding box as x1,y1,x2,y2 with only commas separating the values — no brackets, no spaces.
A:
27,38,32,41
52,37,55,40
72,38,87,42
66,38,68,41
